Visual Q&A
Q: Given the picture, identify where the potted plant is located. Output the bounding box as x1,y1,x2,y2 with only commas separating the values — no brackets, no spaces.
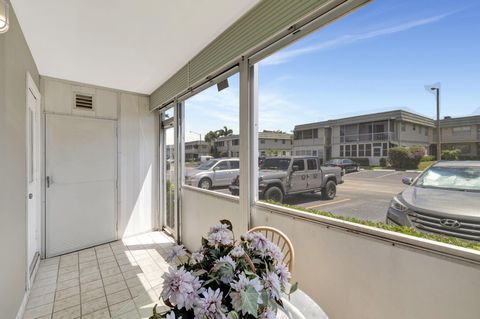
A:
150,222,297,319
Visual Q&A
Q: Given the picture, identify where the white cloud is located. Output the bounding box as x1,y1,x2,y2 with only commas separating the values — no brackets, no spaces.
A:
261,12,454,66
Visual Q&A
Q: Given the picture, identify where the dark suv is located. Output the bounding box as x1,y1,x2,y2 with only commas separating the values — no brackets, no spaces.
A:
325,158,359,174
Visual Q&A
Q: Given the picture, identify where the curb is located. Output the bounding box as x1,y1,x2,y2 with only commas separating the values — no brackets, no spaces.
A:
371,169,396,172
405,170,422,173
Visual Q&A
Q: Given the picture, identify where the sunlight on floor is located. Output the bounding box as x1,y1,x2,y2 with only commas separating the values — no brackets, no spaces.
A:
24,231,175,319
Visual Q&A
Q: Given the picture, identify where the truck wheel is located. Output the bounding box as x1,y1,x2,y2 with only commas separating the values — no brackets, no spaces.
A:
264,186,284,203
198,178,212,190
321,180,336,200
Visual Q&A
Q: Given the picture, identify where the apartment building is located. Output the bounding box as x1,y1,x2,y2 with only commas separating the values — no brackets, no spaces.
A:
185,140,210,161
435,115,480,158
215,131,293,157
294,110,435,165
294,110,480,165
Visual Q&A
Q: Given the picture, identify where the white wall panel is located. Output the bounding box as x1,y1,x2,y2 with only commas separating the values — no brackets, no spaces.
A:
251,205,480,319
181,187,241,251
119,94,157,237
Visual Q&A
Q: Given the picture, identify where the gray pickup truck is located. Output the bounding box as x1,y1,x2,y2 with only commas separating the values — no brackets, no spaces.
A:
229,156,343,203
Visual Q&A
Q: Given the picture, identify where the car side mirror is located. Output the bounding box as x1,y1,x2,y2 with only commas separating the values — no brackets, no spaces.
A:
402,177,413,185
292,165,300,172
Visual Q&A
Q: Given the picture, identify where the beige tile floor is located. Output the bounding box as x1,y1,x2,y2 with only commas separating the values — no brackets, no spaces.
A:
24,232,175,319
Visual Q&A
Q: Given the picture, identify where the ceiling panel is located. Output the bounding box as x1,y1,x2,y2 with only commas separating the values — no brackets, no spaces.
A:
11,0,259,93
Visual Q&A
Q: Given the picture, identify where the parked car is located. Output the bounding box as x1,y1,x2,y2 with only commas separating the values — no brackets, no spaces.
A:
386,161,480,241
229,156,343,203
325,158,359,173
185,158,239,189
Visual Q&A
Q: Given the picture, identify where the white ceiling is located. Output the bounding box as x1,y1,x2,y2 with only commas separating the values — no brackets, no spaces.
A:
11,0,259,94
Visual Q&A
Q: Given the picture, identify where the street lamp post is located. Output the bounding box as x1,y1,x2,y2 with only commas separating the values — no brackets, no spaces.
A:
425,83,441,160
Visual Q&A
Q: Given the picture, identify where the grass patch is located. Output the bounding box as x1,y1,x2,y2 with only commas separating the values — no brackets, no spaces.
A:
417,161,436,171
264,200,480,251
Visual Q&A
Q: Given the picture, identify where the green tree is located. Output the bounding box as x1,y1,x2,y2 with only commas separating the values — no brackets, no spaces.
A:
216,126,233,137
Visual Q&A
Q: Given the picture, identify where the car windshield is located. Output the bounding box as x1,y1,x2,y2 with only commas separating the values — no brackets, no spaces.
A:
260,158,291,171
415,166,480,192
196,159,218,170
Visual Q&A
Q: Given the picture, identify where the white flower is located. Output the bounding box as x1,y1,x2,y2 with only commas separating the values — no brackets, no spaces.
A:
207,226,233,248
230,272,263,313
249,232,269,251
166,245,187,263
214,255,236,270
165,311,182,319
190,250,205,265
209,223,230,233
265,242,284,261
194,288,226,319
229,246,245,258
274,263,291,288
161,267,203,310
263,272,281,300
260,307,277,319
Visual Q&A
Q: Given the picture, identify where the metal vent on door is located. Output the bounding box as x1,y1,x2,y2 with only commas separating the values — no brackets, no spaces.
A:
75,93,94,110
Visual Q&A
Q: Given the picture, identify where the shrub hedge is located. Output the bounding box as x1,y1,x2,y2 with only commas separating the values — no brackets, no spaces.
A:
441,149,460,160
265,200,480,251
388,146,421,169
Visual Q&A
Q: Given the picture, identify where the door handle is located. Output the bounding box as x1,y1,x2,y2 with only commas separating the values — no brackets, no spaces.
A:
46,176,50,188
28,193,33,199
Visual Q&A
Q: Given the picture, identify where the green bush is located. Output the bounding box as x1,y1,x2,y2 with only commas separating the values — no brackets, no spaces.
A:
388,147,420,169
351,158,370,166
441,149,460,160
379,158,387,167
420,155,436,162
265,200,480,251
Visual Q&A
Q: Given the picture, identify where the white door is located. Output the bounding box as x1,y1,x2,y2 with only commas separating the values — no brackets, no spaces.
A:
26,74,41,282
46,114,117,257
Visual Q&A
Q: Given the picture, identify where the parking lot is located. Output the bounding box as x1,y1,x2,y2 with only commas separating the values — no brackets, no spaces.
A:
282,170,420,222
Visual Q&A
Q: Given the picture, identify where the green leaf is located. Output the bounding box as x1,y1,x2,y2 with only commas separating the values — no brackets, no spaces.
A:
240,286,260,315
227,311,240,319
192,269,207,277
289,282,298,295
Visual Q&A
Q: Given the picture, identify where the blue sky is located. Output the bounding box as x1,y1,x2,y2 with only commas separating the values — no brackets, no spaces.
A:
184,0,480,141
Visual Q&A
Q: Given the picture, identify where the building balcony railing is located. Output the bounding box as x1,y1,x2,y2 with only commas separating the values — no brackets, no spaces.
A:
334,132,396,144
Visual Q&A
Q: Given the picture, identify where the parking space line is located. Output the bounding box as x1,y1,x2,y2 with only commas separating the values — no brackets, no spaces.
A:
340,185,399,195
375,171,400,179
306,198,351,209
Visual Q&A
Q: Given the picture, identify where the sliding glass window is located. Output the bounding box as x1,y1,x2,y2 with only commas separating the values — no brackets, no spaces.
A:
253,0,480,250
182,73,240,197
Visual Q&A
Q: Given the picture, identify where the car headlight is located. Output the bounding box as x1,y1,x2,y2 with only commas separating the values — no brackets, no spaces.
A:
390,196,408,212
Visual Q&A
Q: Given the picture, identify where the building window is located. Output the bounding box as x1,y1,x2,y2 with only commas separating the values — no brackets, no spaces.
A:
313,129,318,139
425,127,429,136
312,150,317,156
412,124,416,131
366,144,372,157
345,145,351,157
351,145,357,157
401,123,406,132
232,139,239,146
260,139,265,144
359,144,365,157
303,130,313,139
282,140,286,144
382,143,388,156
374,147,381,157
340,145,344,157
419,126,422,134
452,126,471,135
294,131,302,140
282,151,286,155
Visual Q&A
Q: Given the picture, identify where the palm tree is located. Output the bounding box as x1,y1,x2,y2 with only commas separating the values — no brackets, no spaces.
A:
204,130,219,143
216,126,233,137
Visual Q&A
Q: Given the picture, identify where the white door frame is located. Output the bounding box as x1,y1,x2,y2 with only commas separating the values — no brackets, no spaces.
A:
26,72,41,288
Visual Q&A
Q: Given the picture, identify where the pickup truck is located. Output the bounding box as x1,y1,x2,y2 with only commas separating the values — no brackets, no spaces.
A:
229,156,343,203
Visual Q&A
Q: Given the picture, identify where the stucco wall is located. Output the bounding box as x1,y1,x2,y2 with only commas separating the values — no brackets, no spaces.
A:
0,4,40,318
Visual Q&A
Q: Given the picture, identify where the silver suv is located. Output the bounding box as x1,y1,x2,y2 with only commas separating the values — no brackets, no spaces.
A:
185,158,239,190
387,161,480,241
